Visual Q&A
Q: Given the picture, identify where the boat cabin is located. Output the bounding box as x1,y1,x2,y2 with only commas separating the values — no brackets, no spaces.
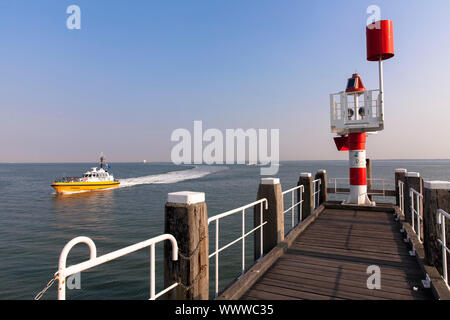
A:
82,167,114,182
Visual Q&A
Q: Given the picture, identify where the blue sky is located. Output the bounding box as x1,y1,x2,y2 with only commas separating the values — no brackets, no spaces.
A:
1,1,450,162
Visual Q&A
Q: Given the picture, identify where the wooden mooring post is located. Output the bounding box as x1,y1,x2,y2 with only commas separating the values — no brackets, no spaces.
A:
395,168,407,208
404,172,423,225
315,170,327,204
164,191,209,300
299,173,314,219
254,178,284,261
366,159,373,201
423,181,450,280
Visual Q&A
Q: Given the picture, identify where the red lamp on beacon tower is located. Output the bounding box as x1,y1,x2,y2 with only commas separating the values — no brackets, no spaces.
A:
329,20,394,205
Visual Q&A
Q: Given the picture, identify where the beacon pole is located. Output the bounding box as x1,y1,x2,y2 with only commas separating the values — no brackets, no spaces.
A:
379,57,384,117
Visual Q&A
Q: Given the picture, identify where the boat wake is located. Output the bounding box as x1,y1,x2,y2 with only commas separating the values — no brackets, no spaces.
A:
118,165,227,188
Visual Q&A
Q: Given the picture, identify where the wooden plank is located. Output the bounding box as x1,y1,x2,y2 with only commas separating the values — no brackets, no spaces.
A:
239,295,259,300
296,233,407,248
261,272,428,300
239,207,433,301
284,248,421,273
304,225,405,240
322,209,393,217
308,220,400,232
277,255,425,278
315,219,396,228
319,209,394,217
317,216,395,224
290,239,416,260
288,245,420,269
294,236,412,256
266,265,429,298
274,261,424,287
299,227,405,241
296,228,406,244
241,289,300,301
296,226,403,239
318,217,394,227
259,277,381,300
250,283,344,300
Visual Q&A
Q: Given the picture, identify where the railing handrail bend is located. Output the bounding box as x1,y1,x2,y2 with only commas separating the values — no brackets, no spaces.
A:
57,234,178,300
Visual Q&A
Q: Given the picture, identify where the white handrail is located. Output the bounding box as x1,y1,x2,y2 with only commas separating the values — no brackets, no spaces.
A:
207,198,268,298
410,188,423,243
282,185,304,231
312,179,321,209
436,209,450,286
57,234,179,300
329,177,388,197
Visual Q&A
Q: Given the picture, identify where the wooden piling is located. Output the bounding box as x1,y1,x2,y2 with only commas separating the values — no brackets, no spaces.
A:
423,181,450,280
254,178,284,261
366,159,373,201
404,172,422,225
314,170,327,204
299,173,314,220
164,191,209,300
395,168,407,207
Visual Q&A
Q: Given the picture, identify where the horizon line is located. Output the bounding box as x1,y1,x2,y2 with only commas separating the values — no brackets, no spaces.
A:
1,158,449,164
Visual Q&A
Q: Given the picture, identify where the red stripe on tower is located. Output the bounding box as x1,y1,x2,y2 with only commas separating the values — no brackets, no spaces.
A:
348,132,366,150
348,133,367,187
350,168,366,185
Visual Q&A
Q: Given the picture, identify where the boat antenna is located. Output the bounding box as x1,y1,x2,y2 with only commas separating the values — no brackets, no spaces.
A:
100,152,104,168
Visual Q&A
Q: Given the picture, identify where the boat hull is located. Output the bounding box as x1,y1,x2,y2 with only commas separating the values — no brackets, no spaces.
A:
51,181,120,193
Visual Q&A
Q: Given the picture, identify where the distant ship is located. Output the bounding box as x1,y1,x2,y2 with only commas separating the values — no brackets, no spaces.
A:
51,154,120,194
247,161,275,167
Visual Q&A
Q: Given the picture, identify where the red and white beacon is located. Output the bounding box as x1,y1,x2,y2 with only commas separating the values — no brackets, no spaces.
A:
330,20,394,205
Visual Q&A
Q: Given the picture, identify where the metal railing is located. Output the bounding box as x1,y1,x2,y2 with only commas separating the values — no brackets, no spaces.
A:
208,198,268,298
313,179,321,209
410,188,423,243
436,209,450,286
330,89,383,135
56,234,179,300
329,177,388,197
54,176,84,183
282,185,304,231
398,180,405,215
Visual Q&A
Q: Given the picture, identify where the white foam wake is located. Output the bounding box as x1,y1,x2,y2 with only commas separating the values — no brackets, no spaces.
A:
118,165,227,188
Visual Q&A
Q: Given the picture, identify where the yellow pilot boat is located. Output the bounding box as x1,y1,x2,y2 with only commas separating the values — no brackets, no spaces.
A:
51,155,120,194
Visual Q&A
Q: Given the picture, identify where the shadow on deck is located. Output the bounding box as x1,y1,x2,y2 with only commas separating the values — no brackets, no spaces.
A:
237,204,434,300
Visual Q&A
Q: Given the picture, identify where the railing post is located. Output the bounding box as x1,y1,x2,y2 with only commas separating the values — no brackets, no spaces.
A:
404,172,422,225
366,159,373,201
164,191,209,300
254,178,284,261
423,181,450,279
395,168,407,207
299,173,314,220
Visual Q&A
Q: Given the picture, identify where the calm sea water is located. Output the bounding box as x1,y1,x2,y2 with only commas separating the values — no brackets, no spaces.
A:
1,160,449,300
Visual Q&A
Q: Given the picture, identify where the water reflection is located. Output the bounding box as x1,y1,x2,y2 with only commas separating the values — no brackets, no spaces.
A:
51,189,117,237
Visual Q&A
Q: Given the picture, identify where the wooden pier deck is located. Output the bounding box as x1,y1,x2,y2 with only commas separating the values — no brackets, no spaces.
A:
240,206,434,300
